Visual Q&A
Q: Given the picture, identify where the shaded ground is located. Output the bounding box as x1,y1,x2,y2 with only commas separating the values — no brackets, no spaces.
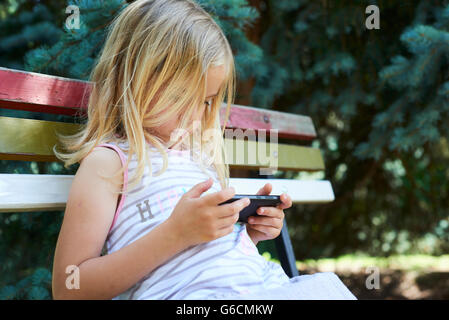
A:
300,268,449,299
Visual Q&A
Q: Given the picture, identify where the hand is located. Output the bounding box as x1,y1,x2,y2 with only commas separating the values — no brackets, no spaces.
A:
166,178,251,248
245,183,292,246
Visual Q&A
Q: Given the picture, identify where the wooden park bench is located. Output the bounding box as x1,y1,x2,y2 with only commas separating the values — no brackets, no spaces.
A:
0,66,334,279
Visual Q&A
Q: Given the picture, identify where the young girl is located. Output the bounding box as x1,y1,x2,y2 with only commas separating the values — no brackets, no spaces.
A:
52,0,356,300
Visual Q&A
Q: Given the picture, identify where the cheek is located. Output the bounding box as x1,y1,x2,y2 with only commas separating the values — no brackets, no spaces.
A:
192,105,206,122
153,118,178,140
192,112,203,123
168,117,179,129
164,118,180,137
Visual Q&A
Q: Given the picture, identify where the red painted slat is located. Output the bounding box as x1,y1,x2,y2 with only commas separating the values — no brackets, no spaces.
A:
0,67,316,139
0,67,90,114
220,104,316,140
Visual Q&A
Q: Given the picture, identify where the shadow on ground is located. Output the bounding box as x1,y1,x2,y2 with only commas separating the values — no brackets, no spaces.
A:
300,268,449,300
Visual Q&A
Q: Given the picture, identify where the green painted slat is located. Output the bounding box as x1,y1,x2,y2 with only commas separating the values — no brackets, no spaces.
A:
0,116,324,171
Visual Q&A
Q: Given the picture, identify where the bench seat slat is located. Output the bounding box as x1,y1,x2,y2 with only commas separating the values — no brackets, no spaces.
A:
0,174,74,212
229,178,335,203
0,116,325,171
0,174,334,213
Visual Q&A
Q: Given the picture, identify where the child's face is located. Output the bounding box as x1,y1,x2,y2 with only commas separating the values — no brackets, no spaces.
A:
153,65,226,145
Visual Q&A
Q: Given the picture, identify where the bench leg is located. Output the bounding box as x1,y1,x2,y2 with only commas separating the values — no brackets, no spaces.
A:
274,220,299,278
261,173,299,278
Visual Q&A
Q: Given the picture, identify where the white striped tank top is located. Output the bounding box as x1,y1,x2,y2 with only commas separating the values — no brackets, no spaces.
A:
94,139,290,300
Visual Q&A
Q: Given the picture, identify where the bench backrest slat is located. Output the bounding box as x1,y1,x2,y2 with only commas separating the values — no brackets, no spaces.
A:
0,116,324,171
0,67,316,140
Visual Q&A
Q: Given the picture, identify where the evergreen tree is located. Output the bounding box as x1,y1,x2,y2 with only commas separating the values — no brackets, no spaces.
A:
0,3,63,69
24,0,262,81
249,0,449,258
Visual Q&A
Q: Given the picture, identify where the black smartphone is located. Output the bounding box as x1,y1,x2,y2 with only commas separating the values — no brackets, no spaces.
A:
219,194,282,223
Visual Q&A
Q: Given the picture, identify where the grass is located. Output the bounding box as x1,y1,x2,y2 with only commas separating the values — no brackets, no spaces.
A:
261,252,449,273
260,252,449,299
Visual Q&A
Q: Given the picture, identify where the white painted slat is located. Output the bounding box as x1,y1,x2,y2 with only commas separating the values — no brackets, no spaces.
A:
0,174,73,212
229,178,335,203
0,174,334,213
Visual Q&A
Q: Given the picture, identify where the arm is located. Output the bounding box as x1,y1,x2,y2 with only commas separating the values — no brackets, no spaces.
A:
52,148,188,300
52,147,251,299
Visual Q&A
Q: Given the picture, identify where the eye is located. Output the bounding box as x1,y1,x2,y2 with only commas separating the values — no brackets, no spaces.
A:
204,98,213,107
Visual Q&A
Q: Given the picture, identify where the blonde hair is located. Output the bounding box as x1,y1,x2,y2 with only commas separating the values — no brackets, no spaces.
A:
54,0,236,196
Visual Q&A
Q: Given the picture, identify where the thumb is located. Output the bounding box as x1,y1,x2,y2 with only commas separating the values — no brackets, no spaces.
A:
184,177,213,198
256,183,272,196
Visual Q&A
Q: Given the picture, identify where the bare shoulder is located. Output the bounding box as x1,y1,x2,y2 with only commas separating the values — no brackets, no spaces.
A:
71,146,124,208
79,146,123,174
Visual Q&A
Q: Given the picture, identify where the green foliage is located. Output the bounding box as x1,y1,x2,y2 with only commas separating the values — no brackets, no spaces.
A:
249,0,449,260
368,18,449,157
197,0,263,80
294,254,449,272
0,268,52,299
0,3,63,69
24,0,127,79
24,0,262,81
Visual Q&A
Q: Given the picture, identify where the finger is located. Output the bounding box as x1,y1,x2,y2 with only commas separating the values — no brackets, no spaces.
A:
256,206,284,219
256,183,272,196
201,186,235,206
184,178,213,198
217,212,239,229
247,224,278,236
216,197,250,218
216,224,235,238
247,216,283,229
277,193,292,210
